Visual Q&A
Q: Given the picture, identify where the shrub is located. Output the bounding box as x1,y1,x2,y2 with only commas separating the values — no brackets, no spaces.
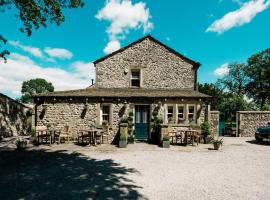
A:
16,138,27,150
162,135,170,141
211,137,223,145
201,121,211,136
119,132,127,141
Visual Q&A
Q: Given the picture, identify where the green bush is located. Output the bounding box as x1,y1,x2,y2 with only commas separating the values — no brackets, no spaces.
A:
119,132,127,141
201,121,211,136
16,138,27,150
162,135,170,141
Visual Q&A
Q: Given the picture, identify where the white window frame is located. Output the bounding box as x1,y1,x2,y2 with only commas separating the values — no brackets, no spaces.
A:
100,104,111,125
130,69,141,87
187,104,196,123
176,104,185,124
166,104,174,124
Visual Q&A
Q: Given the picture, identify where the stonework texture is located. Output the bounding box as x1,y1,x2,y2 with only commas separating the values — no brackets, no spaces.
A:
0,94,28,137
237,111,270,137
36,99,126,143
210,111,220,137
95,38,195,89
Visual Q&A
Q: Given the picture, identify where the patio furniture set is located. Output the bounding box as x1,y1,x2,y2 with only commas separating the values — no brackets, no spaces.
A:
168,128,202,146
35,125,109,145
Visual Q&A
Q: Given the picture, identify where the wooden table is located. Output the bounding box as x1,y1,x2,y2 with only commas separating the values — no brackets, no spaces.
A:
184,130,201,146
79,129,102,146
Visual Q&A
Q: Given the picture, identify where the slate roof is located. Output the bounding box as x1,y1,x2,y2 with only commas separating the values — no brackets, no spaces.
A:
33,87,211,98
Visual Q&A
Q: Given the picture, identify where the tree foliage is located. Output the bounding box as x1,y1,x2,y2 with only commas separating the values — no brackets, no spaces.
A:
198,83,225,111
217,63,249,96
246,48,270,110
21,78,54,103
0,0,84,60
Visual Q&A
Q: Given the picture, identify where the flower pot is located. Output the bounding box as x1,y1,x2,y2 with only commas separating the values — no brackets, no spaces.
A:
213,143,220,150
119,140,127,148
162,141,170,148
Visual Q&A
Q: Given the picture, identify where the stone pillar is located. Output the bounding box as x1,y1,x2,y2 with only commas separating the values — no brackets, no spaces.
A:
119,123,128,137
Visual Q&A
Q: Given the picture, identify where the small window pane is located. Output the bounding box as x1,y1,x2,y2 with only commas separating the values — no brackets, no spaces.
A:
102,105,110,123
188,106,195,122
177,106,185,124
167,106,174,124
131,70,140,87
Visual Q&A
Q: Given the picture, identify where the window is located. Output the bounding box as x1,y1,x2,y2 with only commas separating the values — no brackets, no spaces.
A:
131,70,140,87
101,105,110,124
177,105,185,124
188,105,195,123
167,105,174,124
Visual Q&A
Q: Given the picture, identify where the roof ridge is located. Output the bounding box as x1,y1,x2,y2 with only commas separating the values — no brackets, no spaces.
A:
93,35,201,68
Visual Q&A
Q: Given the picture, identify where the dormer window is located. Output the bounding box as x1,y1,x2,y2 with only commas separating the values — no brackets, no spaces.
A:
131,69,140,87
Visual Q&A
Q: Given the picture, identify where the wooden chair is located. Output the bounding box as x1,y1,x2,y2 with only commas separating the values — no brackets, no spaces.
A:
95,130,102,145
175,130,184,144
36,126,50,144
77,125,87,144
101,124,109,144
168,126,176,144
58,125,72,143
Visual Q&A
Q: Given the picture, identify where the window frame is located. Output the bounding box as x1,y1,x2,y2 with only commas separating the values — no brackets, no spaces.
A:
176,104,185,124
100,104,111,125
130,69,141,87
187,104,196,123
166,104,174,124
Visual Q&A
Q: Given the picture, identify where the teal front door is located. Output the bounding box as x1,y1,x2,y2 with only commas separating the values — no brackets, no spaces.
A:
135,105,149,140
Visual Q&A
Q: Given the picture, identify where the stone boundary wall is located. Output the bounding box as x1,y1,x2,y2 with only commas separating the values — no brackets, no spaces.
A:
210,111,219,137
0,93,28,137
236,111,270,137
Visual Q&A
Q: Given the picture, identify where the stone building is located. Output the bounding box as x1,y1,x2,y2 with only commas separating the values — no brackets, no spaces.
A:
0,93,30,137
33,35,212,143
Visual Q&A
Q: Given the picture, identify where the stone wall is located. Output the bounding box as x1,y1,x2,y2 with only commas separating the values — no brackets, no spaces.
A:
210,111,220,137
95,38,195,89
0,93,28,137
237,111,270,137
36,99,126,143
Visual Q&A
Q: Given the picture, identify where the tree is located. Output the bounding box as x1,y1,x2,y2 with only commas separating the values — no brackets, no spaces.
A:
246,48,270,110
0,0,84,61
198,83,225,111
21,78,54,103
217,63,249,96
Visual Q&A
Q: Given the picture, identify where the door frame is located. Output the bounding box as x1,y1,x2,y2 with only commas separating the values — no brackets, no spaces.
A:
133,104,151,140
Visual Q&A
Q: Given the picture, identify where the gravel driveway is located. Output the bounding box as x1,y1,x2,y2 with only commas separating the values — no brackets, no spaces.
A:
1,137,270,200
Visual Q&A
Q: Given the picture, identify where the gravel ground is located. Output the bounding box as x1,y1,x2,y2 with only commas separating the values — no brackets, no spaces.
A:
1,137,270,200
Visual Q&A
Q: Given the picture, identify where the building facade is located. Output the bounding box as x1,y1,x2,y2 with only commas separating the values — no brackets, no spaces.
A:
33,35,211,142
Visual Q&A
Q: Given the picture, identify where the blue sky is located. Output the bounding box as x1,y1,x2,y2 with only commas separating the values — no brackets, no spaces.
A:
0,0,270,98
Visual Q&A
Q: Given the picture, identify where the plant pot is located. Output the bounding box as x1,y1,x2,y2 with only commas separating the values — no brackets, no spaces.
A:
162,141,170,148
17,143,27,151
119,140,127,148
213,143,220,150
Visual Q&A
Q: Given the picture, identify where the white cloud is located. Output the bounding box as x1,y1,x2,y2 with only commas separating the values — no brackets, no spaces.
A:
44,47,73,59
206,0,270,34
214,63,230,76
71,61,95,79
9,40,43,58
0,53,92,97
103,40,121,54
96,0,153,54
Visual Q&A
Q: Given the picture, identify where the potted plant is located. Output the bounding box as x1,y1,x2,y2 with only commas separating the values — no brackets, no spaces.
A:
162,135,170,148
16,138,27,151
201,121,211,144
128,130,135,144
212,138,223,150
119,132,127,148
